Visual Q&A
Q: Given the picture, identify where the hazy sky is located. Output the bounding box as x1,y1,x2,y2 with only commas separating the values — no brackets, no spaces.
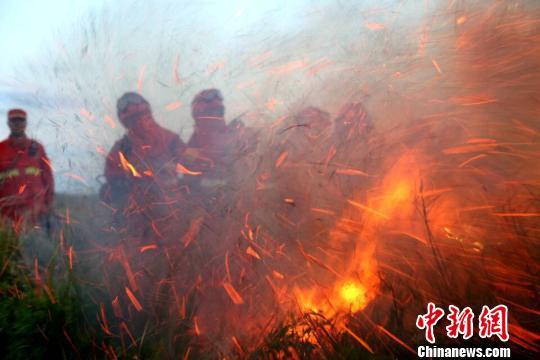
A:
0,0,308,91
0,0,318,193
0,0,104,83
0,0,110,141
0,0,313,118
0,0,418,194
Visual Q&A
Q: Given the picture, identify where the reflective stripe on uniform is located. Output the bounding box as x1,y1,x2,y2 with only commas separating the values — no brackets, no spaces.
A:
0,167,41,180
25,167,41,176
0,169,20,180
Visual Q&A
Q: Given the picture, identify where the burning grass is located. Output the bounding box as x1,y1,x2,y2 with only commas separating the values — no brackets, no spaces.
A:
2,0,540,358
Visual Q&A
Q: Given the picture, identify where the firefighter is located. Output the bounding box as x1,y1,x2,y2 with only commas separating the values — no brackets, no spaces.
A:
188,89,228,149
100,92,186,237
182,88,235,189
0,109,54,229
100,93,189,330
178,90,263,340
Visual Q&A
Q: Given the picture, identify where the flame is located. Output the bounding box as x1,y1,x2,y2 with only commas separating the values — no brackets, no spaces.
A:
223,282,245,305
268,60,306,75
166,101,183,111
338,281,366,313
63,172,89,185
104,115,116,128
119,151,141,177
294,265,377,317
275,151,288,168
68,246,74,270
173,54,181,84
335,168,369,176
124,286,143,312
176,162,202,176
291,154,425,321
373,154,418,220
80,108,95,120
139,244,158,253
365,22,385,30
51,1,540,356
137,65,146,92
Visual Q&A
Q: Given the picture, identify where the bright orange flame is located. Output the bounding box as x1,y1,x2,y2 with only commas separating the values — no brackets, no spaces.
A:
176,163,202,176
166,101,183,111
374,154,417,219
338,281,366,313
119,152,141,177
390,182,410,202
295,279,371,317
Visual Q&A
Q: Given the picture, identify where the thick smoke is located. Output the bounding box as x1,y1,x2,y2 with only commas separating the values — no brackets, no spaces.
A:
9,0,540,357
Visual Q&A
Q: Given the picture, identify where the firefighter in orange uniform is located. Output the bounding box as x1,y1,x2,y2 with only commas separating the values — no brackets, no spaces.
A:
0,109,54,228
100,92,186,239
100,93,187,327
181,88,230,189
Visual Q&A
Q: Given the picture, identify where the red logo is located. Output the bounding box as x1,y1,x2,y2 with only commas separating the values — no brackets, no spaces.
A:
416,302,445,343
478,305,509,342
446,305,474,340
417,304,509,343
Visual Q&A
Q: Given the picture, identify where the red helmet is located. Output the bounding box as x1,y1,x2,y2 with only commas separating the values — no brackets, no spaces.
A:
7,108,27,120
116,92,152,128
191,89,225,122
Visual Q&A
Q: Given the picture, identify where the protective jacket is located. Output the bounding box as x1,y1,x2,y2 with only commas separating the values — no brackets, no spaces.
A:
0,136,54,221
102,120,185,208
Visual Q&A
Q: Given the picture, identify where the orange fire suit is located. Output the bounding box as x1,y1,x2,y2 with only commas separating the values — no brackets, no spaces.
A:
0,136,54,223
